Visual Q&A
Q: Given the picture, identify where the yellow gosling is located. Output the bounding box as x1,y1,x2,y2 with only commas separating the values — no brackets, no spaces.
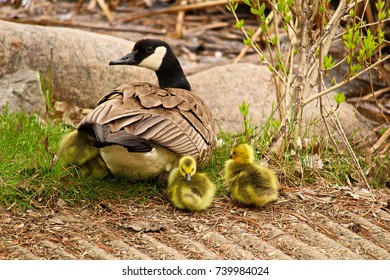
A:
224,143,279,207
167,155,216,211
57,130,110,178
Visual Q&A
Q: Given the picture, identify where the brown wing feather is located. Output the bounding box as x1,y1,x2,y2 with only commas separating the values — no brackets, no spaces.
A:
78,82,215,166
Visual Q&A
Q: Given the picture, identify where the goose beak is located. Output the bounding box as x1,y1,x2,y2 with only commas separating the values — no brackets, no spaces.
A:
109,51,137,66
185,174,191,182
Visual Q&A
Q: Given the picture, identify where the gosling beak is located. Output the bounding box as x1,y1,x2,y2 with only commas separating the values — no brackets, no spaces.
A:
109,51,137,66
185,174,191,182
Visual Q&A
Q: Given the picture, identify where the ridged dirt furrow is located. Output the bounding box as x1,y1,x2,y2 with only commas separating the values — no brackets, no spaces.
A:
229,225,293,260
77,239,119,260
40,240,77,260
343,212,390,251
135,234,188,260
200,231,257,260
161,234,220,260
259,223,330,260
109,240,152,260
283,220,364,260
2,187,389,260
13,246,42,260
315,213,390,260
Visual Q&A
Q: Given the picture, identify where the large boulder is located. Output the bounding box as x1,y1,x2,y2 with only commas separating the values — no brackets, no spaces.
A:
189,63,275,133
0,20,156,109
0,20,374,142
189,63,375,141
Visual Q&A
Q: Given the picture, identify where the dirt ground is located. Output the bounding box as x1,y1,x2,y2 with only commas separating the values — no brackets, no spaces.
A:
1,1,390,260
1,184,390,260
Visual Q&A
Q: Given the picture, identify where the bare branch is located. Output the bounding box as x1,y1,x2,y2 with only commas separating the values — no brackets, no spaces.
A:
302,54,390,107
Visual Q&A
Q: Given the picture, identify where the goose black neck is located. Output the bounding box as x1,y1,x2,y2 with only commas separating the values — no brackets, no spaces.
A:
155,50,191,91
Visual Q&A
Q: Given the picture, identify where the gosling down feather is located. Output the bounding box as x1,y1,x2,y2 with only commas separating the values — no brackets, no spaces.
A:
224,143,279,207
58,39,216,180
57,129,110,178
167,155,216,211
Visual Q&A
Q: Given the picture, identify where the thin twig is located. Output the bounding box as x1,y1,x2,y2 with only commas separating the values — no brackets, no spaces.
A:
233,24,264,63
121,0,240,23
348,87,390,103
369,126,390,156
96,0,114,22
302,54,390,107
324,94,370,188
1,17,166,34
227,0,287,84
318,0,341,154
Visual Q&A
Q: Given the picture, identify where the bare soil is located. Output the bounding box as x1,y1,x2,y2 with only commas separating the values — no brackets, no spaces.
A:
1,185,389,260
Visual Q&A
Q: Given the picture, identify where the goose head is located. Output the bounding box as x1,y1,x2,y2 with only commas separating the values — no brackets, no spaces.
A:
109,39,191,90
178,155,197,181
232,143,254,164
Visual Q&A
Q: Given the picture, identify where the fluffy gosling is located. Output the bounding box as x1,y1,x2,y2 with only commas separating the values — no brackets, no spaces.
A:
167,155,216,211
224,143,279,207
57,129,110,178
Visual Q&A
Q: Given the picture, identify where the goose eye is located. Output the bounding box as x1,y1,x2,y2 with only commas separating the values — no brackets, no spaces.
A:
145,46,153,53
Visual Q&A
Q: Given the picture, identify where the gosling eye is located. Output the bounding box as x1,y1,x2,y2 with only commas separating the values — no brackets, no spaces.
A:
145,46,154,53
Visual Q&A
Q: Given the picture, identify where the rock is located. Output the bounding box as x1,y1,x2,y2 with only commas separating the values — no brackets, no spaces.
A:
189,63,374,141
0,69,45,114
0,20,156,108
0,21,374,142
189,63,276,133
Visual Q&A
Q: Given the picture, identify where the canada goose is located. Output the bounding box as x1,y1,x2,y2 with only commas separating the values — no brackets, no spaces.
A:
224,143,279,207
58,39,215,180
167,155,216,211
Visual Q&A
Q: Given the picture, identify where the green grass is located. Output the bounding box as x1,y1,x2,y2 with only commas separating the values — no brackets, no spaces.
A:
0,108,163,210
1,107,388,210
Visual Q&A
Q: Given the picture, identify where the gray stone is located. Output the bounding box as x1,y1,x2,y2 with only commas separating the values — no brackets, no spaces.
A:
0,20,156,108
189,63,374,141
0,69,45,114
189,63,276,133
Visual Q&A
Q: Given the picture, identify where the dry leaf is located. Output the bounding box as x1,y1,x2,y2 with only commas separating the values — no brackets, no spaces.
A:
119,220,164,232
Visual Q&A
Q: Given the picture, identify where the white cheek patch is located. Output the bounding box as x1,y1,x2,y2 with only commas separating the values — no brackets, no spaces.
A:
138,46,167,71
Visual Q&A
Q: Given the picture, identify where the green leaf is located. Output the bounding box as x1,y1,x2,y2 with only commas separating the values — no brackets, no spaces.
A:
259,2,266,15
239,101,250,117
277,1,285,12
378,10,386,21
235,19,244,29
376,0,385,10
243,38,252,47
258,53,265,62
247,28,254,37
322,54,336,70
242,0,251,6
334,92,346,105
250,7,262,16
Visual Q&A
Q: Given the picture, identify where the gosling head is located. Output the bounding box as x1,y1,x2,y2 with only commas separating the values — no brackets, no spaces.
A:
232,143,254,164
109,38,191,90
178,155,197,182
